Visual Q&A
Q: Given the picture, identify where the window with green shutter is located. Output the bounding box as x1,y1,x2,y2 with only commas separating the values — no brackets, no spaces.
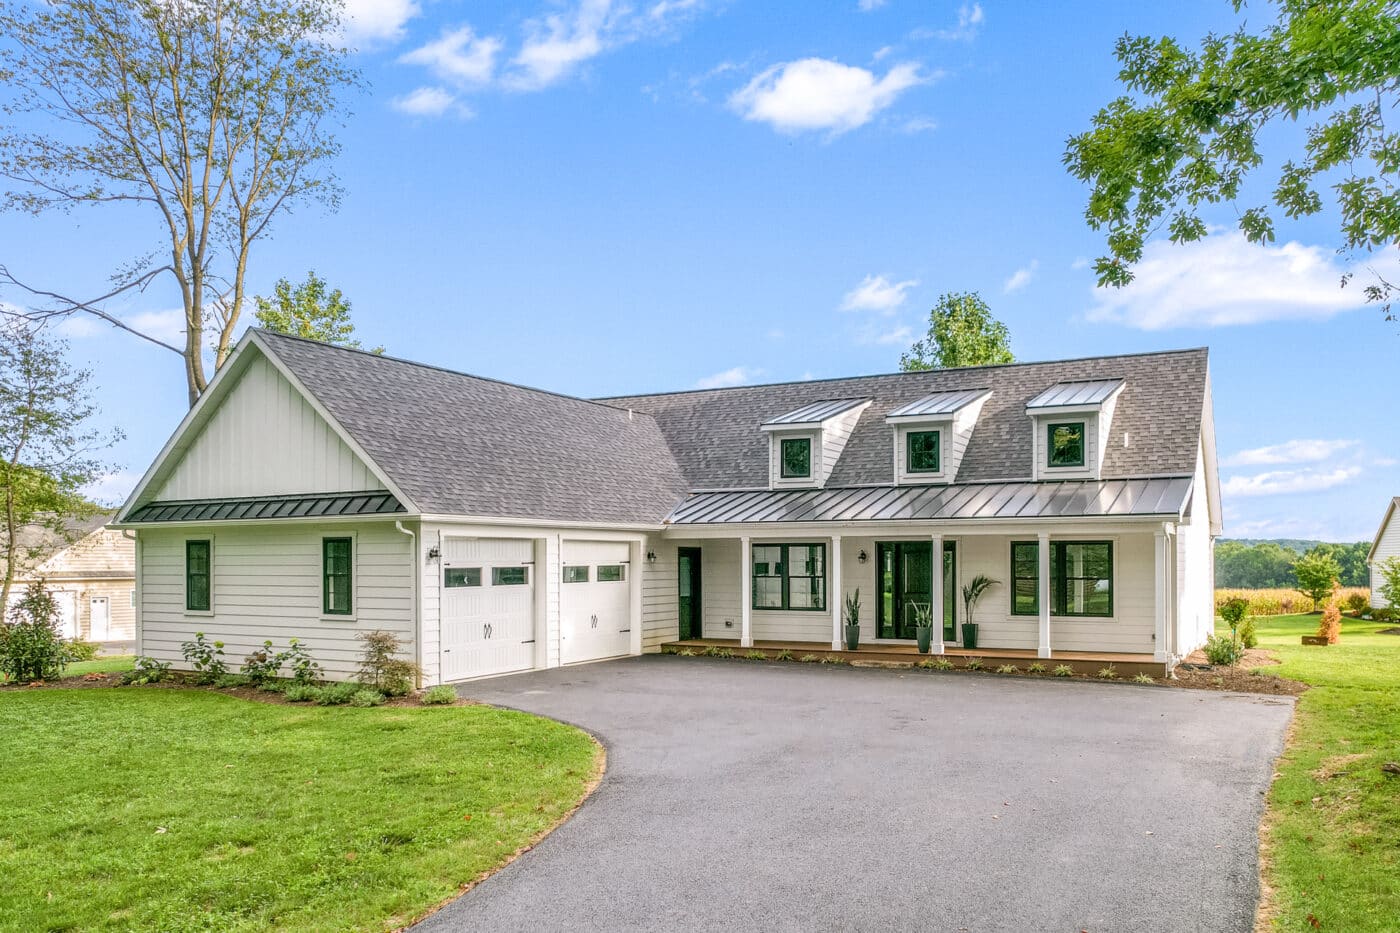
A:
185,540,211,612
322,537,353,615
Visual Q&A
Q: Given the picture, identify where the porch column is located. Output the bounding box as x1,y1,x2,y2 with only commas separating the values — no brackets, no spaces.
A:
740,535,753,648
830,534,843,650
1037,531,1051,658
929,533,945,655
1154,527,1169,662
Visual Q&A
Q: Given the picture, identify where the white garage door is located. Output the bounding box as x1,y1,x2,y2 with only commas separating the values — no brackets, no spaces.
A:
561,541,632,665
440,537,536,682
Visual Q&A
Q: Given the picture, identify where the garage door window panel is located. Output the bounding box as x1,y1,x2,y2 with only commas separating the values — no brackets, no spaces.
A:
445,567,481,588
597,564,626,582
493,567,529,586
564,566,589,583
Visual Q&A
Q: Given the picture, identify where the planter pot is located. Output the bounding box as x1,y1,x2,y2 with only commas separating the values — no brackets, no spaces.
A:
844,623,861,651
961,623,979,650
1300,635,1331,646
916,625,933,654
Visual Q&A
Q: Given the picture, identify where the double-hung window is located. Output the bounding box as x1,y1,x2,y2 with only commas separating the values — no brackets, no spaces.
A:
751,543,826,611
322,537,353,615
1008,540,1113,618
185,540,211,612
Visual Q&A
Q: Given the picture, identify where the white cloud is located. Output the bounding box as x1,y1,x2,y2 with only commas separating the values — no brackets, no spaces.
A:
1085,232,1371,329
391,86,471,118
399,25,502,86
871,324,913,345
1223,439,1360,468
1070,256,1090,270
916,3,984,41
859,0,888,10
840,274,918,312
695,366,761,389
508,0,613,91
1003,259,1039,293
342,0,421,44
1222,467,1362,498
900,116,938,134
729,59,929,134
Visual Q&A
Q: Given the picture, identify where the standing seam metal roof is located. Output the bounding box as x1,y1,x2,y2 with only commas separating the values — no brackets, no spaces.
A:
886,388,991,418
761,398,869,425
1026,378,1125,409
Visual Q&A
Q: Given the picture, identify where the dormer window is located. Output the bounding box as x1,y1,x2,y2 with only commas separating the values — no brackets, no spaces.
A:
1047,422,1085,468
906,430,941,473
885,388,990,485
780,437,812,478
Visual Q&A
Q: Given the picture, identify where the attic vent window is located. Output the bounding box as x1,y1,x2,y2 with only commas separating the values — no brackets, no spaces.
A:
780,437,811,478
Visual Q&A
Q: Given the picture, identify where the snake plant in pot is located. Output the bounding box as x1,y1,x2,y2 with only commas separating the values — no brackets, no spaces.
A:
843,589,861,651
912,602,935,654
960,574,999,650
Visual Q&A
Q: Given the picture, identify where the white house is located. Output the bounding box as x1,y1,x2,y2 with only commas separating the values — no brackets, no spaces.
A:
115,330,1222,684
6,514,136,641
1366,497,1400,607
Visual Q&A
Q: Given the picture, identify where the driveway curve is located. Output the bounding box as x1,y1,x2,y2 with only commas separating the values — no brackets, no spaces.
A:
420,656,1292,933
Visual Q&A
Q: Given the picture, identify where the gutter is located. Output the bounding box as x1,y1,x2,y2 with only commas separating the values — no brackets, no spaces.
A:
394,521,422,689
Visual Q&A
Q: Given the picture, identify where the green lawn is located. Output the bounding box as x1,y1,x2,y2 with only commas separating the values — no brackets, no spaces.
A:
0,689,600,931
1239,613,1400,930
64,654,136,677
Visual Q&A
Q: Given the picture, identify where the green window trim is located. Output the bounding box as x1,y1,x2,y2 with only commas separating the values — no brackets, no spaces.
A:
1047,421,1086,468
185,539,211,612
751,543,826,611
322,537,353,615
1051,540,1113,618
906,429,941,474
779,437,812,479
563,565,589,583
1010,541,1039,616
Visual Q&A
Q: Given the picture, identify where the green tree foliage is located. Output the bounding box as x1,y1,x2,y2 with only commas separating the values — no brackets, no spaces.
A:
1293,550,1342,610
0,0,360,405
1215,539,1368,588
900,292,1014,371
1064,0,1400,318
1374,556,1400,609
254,271,382,353
0,320,119,607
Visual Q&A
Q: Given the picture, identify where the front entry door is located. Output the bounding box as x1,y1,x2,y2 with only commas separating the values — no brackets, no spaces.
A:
878,541,957,641
677,548,702,639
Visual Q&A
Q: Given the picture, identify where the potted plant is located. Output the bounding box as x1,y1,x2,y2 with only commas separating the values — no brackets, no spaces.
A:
960,574,999,650
843,589,861,651
912,602,935,654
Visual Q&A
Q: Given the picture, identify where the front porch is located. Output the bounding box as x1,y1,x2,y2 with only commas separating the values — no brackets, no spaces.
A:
662,638,1167,678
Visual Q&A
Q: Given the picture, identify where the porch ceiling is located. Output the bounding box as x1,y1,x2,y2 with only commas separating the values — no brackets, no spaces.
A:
664,476,1191,526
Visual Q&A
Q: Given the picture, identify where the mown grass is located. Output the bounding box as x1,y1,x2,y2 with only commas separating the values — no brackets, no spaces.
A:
64,654,136,677
1239,613,1400,930
0,689,600,931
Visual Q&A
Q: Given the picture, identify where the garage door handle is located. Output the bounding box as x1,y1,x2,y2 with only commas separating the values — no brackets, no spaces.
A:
590,614,598,629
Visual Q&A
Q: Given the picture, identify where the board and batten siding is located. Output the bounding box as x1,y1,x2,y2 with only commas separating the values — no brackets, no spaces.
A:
1369,503,1400,608
137,521,414,681
154,353,383,501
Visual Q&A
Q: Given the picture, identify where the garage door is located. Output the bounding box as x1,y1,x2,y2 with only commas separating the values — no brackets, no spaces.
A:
440,537,536,682
560,541,632,665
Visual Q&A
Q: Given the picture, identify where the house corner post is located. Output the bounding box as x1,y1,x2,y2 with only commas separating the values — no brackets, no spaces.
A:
930,533,945,655
830,534,843,650
740,535,752,648
1037,531,1051,658
1154,526,1169,662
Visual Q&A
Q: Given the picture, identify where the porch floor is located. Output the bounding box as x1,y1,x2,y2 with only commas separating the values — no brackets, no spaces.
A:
662,639,1167,677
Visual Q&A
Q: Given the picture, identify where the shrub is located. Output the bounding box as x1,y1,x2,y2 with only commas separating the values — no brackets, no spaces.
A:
1318,602,1342,644
1373,606,1396,623
180,632,226,683
818,655,848,665
1217,596,1250,630
1345,593,1368,615
1052,664,1074,677
282,638,322,685
67,640,99,661
1202,634,1244,666
1097,665,1118,680
214,673,246,689
356,631,419,696
348,688,385,708
283,683,319,702
0,582,74,682
122,656,172,685
1237,617,1258,649
745,650,767,661
313,682,359,706
995,664,1018,674
798,654,820,663
421,685,458,705
774,649,794,661
241,641,283,685
1374,556,1400,611
677,648,696,656
1027,662,1047,674
963,657,984,671
932,657,955,670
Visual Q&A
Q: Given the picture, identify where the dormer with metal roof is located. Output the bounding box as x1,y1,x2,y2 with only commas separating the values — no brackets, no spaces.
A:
883,388,991,485
1026,378,1125,481
760,398,871,490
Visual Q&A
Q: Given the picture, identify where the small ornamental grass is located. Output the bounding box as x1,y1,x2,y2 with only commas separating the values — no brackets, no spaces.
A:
799,654,821,663
1052,664,1074,677
1096,665,1118,680
745,650,767,661
1027,661,1047,674
962,657,984,671
774,649,794,661
1132,673,1155,684
995,664,1018,674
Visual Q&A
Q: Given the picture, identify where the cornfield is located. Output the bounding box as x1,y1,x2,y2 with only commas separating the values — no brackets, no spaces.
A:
1214,587,1369,616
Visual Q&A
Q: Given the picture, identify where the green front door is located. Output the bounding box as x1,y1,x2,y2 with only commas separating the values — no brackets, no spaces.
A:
677,548,702,639
878,541,957,641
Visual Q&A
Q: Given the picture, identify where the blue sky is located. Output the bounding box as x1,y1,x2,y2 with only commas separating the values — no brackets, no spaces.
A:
2,0,1394,541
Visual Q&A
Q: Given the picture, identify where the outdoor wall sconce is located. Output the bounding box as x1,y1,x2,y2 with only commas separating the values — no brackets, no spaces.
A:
426,545,440,562
646,550,657,563
857,549,868,564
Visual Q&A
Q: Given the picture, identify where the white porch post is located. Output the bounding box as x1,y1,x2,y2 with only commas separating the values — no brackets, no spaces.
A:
1154,527,1169,662
740,536,753,648
929,533,945,654
830,534,843,650
1037,531,1052,658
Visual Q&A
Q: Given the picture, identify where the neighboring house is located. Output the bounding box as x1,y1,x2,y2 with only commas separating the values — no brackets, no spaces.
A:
6,513,137,641
1366,497,1400,607
114,330,1222,684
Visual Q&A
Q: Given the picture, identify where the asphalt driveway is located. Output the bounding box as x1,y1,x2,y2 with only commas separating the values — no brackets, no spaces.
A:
421,656,1293,933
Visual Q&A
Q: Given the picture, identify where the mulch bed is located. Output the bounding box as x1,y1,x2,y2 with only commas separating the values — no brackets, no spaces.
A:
1170,647,1308,696
0,672,470,707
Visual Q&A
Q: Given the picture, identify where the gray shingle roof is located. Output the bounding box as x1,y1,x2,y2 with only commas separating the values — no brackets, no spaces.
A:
256,332,691,525
603,348,1208,490
1026,378,1125,409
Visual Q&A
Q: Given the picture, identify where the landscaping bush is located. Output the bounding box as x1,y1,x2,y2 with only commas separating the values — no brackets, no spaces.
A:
356,630,419,696
348,688,385,708
0,583,74,682
1344,592,1368,615
214,673,247,689
1202,633,1244,666
241,641,283,685
1237,617,1258,649
283,683,319,702
282,638,322,685
180,632,226,683
1052,664,1074,677
1317,601,1342,644
1373,606,1395,623
66,639,99,661
1218,596,1250,630
1097,665,1118,679
313,682,359,706
420,685,457,705
1373,556,1400,611
122,656,172,685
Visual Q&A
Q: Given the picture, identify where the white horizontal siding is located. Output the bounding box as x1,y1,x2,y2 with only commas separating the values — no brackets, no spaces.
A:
641,535,678,650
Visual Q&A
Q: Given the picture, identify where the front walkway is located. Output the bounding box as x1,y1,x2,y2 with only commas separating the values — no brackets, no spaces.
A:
421,655,1293,932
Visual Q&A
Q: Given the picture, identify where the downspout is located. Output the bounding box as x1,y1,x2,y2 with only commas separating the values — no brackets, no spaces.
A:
122,530,141,657
394,521,421,688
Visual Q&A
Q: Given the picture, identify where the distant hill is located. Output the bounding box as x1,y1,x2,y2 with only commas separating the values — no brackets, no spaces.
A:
1216,539,1370,588
1221,538,1367,554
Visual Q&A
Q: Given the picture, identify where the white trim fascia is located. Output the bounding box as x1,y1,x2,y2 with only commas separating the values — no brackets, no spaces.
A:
1024,381,1125,418
420,514,663,533
1199,372,1225,536
1368,499,1398,563
109,512,417,531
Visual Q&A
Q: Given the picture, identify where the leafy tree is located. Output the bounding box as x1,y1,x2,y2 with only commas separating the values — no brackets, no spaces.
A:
254,271,382,353
900,292,1014,371
1374,556,1400,610
0,320,119,607
0,0,360,406
1293,550,1341,611
1306,541,1369,588
1064,0,1400,319
1215,540,1298,588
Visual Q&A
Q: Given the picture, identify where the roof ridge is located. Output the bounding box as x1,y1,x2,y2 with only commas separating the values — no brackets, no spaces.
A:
595,346,1208,401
